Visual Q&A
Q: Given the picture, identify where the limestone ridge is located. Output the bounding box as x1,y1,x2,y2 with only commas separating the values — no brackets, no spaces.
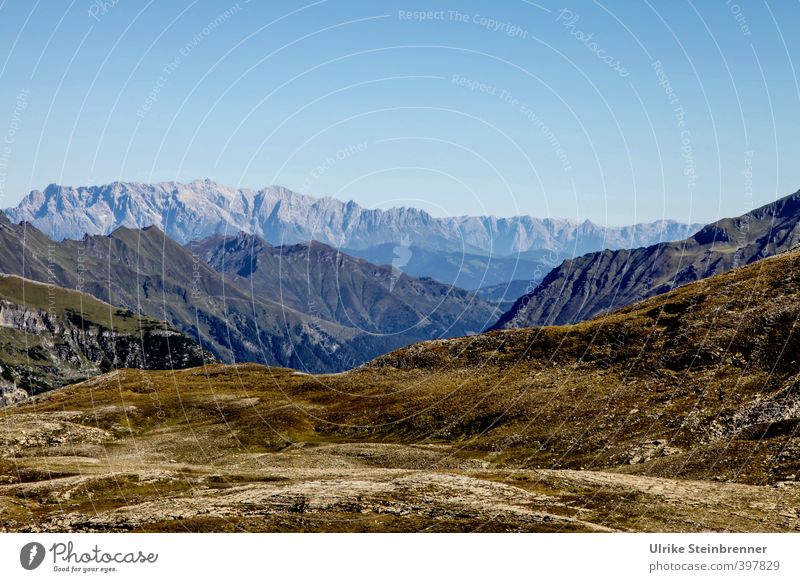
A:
6,180,700,254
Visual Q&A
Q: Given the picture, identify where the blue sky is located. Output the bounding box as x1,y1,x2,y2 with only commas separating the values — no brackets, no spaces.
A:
0,0,797,225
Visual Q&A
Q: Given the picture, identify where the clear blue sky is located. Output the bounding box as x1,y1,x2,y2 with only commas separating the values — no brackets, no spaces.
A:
0,0,797,225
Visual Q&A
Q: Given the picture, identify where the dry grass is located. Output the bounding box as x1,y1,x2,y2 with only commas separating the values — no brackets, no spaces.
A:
3,248,800,531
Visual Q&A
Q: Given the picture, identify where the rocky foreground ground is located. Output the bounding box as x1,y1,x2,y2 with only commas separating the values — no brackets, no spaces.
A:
2,419,798,533
1,366,798,533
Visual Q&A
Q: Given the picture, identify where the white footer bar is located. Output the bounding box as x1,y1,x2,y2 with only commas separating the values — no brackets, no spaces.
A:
1,533,797,581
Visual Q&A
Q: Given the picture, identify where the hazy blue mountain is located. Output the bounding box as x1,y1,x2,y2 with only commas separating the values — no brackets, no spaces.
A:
474,280,536,312
343,243,556,290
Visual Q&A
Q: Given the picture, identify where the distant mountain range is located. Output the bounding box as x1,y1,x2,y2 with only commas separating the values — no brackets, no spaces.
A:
343,243,556,291
5,179,800,531
5,180,701,290
8,178,759,380
493,188,800,330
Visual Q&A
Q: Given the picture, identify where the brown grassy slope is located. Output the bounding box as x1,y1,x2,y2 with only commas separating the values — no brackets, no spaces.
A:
9,246,800,488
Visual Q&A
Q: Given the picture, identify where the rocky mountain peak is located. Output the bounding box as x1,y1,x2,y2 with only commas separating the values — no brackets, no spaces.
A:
4,180,702,257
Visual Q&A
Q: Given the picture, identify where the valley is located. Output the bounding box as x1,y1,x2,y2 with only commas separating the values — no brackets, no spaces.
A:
3,245,800,532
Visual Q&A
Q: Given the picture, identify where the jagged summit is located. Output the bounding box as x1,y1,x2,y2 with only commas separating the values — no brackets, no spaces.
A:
5,180,701,255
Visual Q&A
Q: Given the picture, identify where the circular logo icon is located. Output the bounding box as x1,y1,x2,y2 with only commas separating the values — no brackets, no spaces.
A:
20,542,46,570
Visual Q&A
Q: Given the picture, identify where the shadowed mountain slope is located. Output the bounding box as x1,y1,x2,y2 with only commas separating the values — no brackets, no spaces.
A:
0,213,498,373
0,214,382,371
193,233,498,340
493,188,800,330
343,243,554,291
